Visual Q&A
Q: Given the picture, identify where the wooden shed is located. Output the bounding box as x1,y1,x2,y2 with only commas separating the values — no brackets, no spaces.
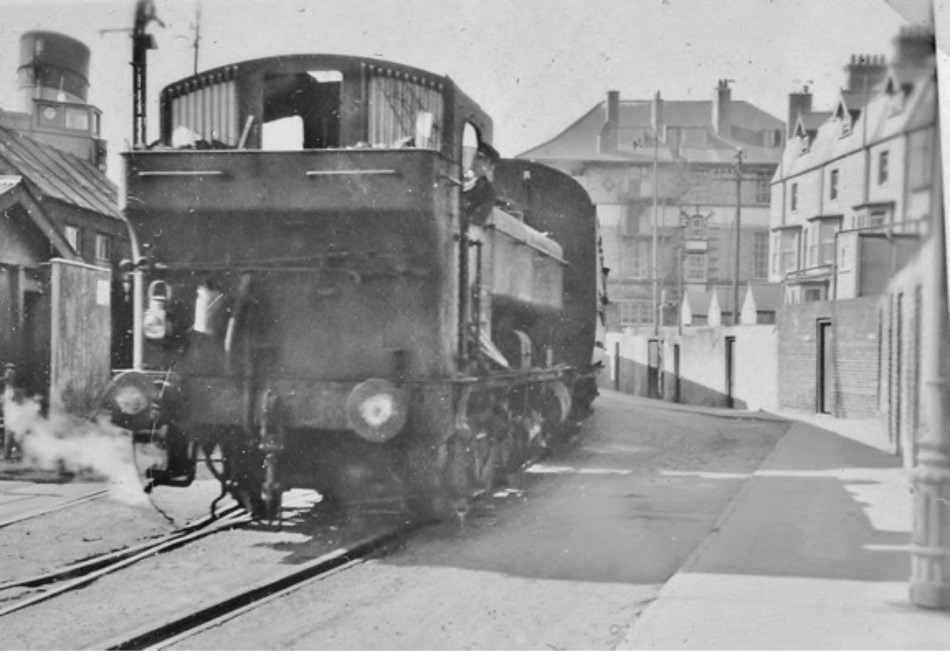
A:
0,126,128,415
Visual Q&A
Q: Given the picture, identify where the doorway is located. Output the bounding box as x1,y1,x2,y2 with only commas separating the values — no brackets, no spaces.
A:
725,336,736,408
647,339,662,399
817,319,833,414
673,344,681,403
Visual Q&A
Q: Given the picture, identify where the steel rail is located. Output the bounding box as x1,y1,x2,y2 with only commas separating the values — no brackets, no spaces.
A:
0,506,251,617
95,524,416,651
0,488,109,530
0,504,244,592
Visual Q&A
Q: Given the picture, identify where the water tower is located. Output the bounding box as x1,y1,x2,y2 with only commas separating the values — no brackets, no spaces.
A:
17,31,90,107
12,31,106,169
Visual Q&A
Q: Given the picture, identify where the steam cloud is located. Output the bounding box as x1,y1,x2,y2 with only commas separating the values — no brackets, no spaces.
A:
2,391,150,507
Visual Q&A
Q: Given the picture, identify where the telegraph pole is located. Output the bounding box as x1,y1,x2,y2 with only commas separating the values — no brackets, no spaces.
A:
732,148,744,325
652,123,660,335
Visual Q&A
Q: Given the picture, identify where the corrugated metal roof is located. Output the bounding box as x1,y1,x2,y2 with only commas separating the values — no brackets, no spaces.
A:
0,126,120,219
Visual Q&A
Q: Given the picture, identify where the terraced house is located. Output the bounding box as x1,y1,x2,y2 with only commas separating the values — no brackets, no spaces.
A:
770,26,938,438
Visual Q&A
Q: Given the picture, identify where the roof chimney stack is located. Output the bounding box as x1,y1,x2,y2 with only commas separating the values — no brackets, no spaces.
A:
894,25,935,64
712,79,733,138
651,90,663,137
844,53,888,92
599,90,620,153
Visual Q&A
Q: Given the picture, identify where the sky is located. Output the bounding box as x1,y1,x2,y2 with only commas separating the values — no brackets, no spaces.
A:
0,0,934,183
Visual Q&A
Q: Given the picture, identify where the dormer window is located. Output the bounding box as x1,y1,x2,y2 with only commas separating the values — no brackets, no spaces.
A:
764,129,782,148
834,101,853,138
885,77,908,116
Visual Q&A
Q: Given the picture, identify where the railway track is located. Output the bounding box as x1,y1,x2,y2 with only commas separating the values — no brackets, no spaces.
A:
0,503,250,617
93,524,415,650
0,488,109,529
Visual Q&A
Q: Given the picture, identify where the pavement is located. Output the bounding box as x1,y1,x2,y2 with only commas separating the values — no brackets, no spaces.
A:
614,392,950,650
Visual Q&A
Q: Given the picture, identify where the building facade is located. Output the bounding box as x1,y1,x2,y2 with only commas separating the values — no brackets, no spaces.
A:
769,26,937,425
770,27,938,305
518,80,784,332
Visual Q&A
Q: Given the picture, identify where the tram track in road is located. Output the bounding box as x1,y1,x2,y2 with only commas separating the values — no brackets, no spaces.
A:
92,524,417,651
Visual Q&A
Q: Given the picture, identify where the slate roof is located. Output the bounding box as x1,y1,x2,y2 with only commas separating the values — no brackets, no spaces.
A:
518,97,784,166
711,286,737,315
778,60,936,182
684,288,713,316
0,126,120,219
745,283,783,312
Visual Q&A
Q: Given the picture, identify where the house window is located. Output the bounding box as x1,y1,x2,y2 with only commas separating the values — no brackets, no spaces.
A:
771,234,781,275
619,300,652,326
64,225,80,253
819,221,838,265
829,169,839,201
624,239,650,280
754,172,771,204
869,209,888,228
685,253,707,282
682,128,708,147
803,287,824,302
753,232,769,279
95,234,112,262
878,150,889,184
688,216,707,240
839,240,854,271
806,228,817,267
908,130,933,190
623,203,644,235
781,230,800,274
790,182,798,212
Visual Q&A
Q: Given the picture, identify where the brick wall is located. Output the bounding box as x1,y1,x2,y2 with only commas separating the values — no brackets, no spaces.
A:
879,240,932,466
777,297,880,418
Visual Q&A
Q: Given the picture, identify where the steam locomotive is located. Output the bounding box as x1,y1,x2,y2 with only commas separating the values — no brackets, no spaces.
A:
102,54,604,520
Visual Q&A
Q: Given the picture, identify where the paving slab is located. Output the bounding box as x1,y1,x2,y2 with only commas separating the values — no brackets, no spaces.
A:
621,419,950,650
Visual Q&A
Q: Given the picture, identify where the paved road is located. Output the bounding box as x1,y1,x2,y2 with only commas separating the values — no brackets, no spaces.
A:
176,391,790,650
